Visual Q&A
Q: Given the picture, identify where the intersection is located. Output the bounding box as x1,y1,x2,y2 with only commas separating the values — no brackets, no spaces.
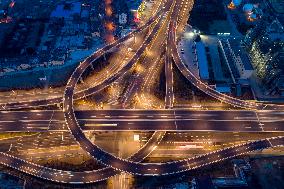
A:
0,0,283,184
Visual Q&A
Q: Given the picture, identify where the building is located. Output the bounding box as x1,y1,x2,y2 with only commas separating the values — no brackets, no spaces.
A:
266,19,284,41
241,16,271,49
119,13,127,25
247,17,284,96
227,38,254,79
219,38,254,81
243,3,254,13
126,0,143,10
196,41,210,81
191,176,215,189
228,0,242,9
216,84,232,94
50,2,81,21
191,159,251,189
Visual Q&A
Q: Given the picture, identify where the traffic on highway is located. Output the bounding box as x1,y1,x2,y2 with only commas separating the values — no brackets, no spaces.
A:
0,0,282,185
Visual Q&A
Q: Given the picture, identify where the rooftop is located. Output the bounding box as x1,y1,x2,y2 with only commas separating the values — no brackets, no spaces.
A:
196,41,210,80
51,2,81,19
228,38,253,70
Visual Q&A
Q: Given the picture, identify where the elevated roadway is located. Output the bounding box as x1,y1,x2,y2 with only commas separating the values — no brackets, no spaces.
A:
165,27,175,109
0,1,168,111
0,136,282,183
169,20,284,111
0,0,283,184
0,109,284,132
60,0,284,176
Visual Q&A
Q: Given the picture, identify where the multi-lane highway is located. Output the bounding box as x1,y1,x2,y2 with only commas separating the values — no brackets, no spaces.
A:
0,0,176,183
0,1,167,111
165,27,175,109
59,0,284,177
0,0,283,185
0,130,166,184
120,0,175,109
168,20,284,111
61,0,201,176
0,136,282,183
0,109,284,132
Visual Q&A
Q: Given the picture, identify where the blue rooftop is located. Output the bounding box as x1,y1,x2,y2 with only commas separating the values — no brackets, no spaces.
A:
51,2,81,19
196,42,210,80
